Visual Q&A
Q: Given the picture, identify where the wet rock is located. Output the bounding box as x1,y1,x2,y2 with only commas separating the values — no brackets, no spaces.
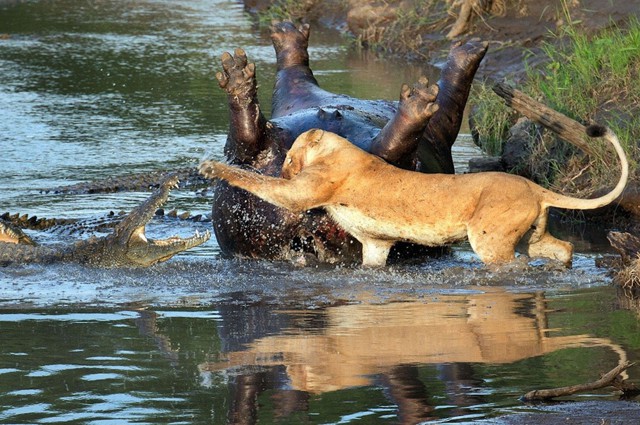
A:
468,156,504,173
618,183,640,218
501,117,539,177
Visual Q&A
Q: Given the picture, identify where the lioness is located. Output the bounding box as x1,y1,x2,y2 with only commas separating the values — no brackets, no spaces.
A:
200,127,628,267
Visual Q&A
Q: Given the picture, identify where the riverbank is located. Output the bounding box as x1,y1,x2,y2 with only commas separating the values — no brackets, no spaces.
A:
243,0,640,81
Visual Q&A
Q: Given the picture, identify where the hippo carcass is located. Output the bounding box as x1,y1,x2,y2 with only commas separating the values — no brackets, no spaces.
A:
209,22,487,263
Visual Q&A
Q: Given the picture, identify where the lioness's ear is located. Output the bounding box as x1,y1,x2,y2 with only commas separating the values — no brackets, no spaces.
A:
306,128,324,146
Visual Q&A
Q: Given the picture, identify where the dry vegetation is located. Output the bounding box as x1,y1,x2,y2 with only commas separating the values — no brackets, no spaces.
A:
471,16,640,198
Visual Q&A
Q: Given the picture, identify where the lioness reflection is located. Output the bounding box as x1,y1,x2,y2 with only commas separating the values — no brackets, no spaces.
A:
199,290,624,423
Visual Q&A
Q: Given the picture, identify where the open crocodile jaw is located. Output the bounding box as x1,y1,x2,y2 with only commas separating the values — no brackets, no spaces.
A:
124,226,210,267
106,174,211,267
0,175,210,268
0,220,36,246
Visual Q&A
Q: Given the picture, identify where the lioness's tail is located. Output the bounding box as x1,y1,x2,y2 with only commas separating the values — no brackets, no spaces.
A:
542,125,629,211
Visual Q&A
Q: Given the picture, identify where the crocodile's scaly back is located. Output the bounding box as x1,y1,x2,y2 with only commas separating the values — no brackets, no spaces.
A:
41,167,208,195
0,243,64,265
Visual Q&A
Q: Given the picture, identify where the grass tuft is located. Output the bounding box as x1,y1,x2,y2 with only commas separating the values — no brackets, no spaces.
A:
469,82,516,156
361,1,450,58
472,15,640,194
256,0,325,26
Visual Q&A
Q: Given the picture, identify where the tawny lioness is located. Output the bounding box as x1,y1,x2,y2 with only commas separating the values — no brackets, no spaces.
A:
200,127,628,267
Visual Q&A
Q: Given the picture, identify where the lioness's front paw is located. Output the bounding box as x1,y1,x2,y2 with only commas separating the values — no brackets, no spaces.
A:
198,160,224,179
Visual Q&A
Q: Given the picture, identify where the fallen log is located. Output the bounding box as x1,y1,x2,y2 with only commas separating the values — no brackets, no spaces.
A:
492,82,597,156
521,361,637,402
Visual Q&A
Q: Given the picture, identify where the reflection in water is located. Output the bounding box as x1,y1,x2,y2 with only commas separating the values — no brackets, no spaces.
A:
195,289,627,423
0,288,636,424
383,365,436,423
202,291,620,382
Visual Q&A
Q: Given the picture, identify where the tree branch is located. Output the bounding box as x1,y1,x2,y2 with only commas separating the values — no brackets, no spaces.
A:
492,82,596,156
521,361,637,402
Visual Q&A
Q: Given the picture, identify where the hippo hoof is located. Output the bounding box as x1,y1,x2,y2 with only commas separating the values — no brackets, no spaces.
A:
216,48,257,99
270,21,310,54
449,39,489,70
399,77,439,124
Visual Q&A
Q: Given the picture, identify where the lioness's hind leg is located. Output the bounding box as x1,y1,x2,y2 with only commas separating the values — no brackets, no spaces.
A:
523,232,573,267
466,204,536,265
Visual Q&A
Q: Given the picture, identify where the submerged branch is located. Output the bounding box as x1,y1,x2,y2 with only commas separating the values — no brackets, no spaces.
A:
521,361,637,402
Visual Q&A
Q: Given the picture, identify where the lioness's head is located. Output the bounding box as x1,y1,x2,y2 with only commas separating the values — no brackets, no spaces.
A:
282,129,345,179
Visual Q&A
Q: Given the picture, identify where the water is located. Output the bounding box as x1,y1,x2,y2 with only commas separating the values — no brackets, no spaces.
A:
1,0,639,423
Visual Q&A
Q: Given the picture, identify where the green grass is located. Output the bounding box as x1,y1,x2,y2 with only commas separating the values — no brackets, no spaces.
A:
255,0,336,27
469,82,515,156
472,16,640,193
531,21,640,121
255,0,309,26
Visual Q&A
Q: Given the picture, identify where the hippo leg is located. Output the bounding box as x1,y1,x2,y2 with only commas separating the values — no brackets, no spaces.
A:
369,77,440,169
270,22,331,117
417,39,489,174
369,40,487,172
217,48,268,163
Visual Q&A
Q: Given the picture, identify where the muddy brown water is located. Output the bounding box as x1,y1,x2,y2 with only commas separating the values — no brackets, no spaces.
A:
1,0,639,423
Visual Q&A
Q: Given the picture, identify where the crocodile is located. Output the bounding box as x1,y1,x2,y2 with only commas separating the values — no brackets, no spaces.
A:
40,166,208,195
2,207,210,236
0,175,210,267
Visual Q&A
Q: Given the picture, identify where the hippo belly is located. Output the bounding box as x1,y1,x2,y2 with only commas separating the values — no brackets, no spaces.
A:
270,107,387,152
